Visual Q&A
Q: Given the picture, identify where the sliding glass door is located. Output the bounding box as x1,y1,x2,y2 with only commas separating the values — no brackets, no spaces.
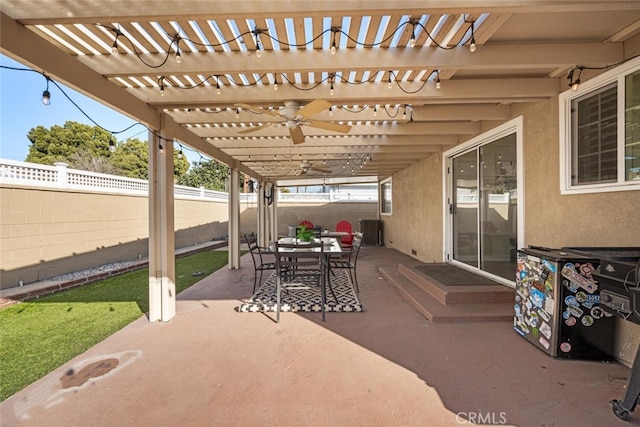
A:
450,133,518,281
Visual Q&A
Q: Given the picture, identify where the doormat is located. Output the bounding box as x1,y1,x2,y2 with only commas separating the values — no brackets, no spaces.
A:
237,269,363,313
415,263,499,286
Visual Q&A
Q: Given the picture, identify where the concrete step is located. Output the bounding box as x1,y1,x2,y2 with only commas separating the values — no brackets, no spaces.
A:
398,263,515,305
380,266,515,323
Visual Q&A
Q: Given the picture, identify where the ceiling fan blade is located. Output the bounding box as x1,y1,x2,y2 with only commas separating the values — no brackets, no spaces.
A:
296,99,332,118
289,126,305,144
310,166,331,173
238,123,276,134
234,103,283,118
306,120,352,133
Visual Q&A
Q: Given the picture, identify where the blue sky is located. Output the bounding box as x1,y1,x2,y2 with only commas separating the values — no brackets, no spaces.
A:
0,54,200,164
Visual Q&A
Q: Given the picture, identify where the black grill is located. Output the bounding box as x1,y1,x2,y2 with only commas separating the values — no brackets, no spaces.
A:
561,247,640,422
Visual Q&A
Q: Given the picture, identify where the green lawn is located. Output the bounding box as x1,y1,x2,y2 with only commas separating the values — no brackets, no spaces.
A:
0,250,232,401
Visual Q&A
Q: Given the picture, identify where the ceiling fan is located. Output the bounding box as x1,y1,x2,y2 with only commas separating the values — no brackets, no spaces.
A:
235,99,351,144
299,160,331,175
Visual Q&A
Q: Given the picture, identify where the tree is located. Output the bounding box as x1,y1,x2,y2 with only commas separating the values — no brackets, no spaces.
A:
24,121,189,180
178,159,229,191
26,121,113,165
109,138,149,179
177,159,246,192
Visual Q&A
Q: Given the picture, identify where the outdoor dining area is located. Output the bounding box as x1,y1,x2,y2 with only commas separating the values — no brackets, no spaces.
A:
239,220,364,321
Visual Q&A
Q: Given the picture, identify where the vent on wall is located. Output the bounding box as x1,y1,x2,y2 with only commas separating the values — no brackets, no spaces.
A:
360,219,381,246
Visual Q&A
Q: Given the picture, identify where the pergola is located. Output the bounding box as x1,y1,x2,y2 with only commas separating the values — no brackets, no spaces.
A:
2,1,639,321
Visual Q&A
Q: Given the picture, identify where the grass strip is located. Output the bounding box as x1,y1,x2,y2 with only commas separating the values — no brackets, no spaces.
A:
0,250,231,401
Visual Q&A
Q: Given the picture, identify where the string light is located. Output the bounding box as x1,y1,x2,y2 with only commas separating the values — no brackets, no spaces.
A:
435,71,442,89
216,79,221,95
330,27,340,55
387,74,393,89
109,139,116,152
100,17,476,70
235,108,240,118
158,142,164,154
373,106,377,117
409,19,419,48
158,76,165,96
567,66,583,91
469,20,477,52
273,73,278,91
253,28,265,58
41,77,51,105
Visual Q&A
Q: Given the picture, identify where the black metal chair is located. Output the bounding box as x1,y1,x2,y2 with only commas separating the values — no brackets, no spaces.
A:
244,233,276,293
274,240,326,322
328,231,363,293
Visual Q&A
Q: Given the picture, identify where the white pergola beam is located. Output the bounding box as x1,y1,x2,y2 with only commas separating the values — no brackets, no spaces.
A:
131,77,559,105
85,43,622,77
188,122,480,138
209,134,458,148
169,104,511,124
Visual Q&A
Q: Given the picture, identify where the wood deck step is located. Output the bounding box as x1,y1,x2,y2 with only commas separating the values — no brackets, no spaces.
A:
398,263,515,305
380,266,515,323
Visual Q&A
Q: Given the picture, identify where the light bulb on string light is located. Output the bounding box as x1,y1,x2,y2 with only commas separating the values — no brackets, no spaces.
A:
111,39,118,55
330,27,339,55
41,90,51,105
109,139,116,153
469,21,477,52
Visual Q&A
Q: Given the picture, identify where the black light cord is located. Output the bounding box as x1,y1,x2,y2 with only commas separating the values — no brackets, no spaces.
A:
1,65,176,146
98,17,474,57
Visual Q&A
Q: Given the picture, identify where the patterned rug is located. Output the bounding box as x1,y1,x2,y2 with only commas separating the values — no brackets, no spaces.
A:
238,269,363,313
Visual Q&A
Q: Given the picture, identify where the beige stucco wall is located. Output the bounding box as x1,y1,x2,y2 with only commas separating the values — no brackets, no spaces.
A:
381,153,443,263
381,73,640,366
275,202,378,237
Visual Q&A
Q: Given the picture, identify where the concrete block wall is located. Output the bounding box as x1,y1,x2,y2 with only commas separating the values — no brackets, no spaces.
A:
0,186,230,288
1,186,376,289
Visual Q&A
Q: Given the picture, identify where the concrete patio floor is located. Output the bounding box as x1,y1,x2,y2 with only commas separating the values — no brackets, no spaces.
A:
1,246,637,427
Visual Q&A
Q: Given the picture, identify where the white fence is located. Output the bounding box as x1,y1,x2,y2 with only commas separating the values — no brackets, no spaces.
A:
0,159,377,202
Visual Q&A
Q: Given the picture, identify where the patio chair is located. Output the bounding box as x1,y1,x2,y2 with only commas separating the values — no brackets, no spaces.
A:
298,220,314,229
244,233,276,293
328,231,363,293
274,240,326,322
335,220,354,248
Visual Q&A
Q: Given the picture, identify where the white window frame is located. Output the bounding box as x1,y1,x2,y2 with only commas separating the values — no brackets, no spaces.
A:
380,177,392,216
559,56,640,194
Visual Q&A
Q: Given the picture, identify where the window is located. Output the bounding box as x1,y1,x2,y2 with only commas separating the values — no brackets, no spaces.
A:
380,178,392,215
559,57,640,194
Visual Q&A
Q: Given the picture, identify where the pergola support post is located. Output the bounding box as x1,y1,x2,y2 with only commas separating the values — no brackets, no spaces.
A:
228,167,241,269
148,122,176,322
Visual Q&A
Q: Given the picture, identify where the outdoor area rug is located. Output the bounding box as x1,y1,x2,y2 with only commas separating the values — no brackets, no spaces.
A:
238,270,363,313
415,263,500,286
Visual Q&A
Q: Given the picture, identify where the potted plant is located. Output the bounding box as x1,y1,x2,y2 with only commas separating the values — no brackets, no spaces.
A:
297,225,316,242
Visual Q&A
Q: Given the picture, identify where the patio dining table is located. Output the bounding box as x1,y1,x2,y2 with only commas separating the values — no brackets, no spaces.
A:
266,237,342,320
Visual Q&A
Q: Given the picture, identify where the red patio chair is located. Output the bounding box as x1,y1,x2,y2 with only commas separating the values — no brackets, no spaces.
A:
298,220,314,229
335,220,353,248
